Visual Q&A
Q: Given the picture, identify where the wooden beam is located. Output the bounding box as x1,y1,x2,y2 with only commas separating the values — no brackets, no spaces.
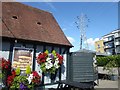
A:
9,40,14,62
59,47,62,81
33,44,36,71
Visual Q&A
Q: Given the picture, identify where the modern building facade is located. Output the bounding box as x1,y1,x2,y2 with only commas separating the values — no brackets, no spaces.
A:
95,40,105,53
102,29,120,55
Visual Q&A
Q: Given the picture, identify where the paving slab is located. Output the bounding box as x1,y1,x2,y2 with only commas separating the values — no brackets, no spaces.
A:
95,79,118,89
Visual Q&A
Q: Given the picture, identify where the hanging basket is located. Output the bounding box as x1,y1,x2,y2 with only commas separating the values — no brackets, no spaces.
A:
50,70,58,83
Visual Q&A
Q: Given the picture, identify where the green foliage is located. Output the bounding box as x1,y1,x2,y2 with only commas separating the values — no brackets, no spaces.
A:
96,56,109,66
25,65,31,75
0,73,2,79
52,50,56,55
45,50,49,55
41,63,46,73
10,76,34,89
50,67,56,74
96,55,120,75
114,55,120,67
52,50,57,58
96,55,120,67
15,67,20,75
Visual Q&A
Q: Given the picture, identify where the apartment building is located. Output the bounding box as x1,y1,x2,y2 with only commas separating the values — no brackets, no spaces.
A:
95,40,105,53
102,29,120,55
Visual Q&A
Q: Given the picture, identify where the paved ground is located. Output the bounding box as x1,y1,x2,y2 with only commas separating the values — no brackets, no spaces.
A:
94,79,118,90
0,79,119,90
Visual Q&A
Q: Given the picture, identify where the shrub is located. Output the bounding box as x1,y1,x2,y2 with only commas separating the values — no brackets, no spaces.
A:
96,56,109,66
96,55,120,67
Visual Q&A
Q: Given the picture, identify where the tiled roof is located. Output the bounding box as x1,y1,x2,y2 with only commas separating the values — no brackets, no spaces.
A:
1,2,73,47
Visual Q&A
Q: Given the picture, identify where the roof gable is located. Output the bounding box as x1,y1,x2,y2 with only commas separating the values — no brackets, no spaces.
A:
2,2,73,47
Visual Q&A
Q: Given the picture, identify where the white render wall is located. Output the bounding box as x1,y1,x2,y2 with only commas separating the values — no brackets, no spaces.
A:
1,42,10,60
61,54,67,80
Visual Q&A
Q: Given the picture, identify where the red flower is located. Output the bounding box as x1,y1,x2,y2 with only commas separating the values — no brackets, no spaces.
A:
32,79,41,85
56,54,63,65
36,53,47,64
5,65,8,69
32,71,41,85
7,75,14,86
11,70,16,77
7,70,16,86
1,58,11,71
43,52,47,57
32,71,39,77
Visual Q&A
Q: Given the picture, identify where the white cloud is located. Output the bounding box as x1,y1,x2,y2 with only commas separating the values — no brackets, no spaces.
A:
67,36,75,44
84,38,99,50
85,38,99,46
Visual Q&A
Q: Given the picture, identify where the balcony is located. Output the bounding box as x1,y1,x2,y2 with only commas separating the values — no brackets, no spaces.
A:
106,51,112,55
116,46,120,54
115,33,120,38
104,38,114,43
104,46,109,48
115,42,120,46
104,45,114,49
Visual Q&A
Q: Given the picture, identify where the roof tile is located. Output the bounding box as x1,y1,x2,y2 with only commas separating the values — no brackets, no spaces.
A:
2,2,73,47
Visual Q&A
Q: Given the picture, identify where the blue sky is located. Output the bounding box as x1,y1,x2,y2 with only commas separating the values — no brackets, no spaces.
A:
20,2,118,52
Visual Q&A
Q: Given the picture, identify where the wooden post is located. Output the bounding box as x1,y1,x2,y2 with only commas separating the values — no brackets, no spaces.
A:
42,45,46,85
33,44,36,71
9,40,14,62
59,47,62,81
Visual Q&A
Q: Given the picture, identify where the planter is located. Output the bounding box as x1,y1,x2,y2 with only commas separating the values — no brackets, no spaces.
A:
50,69,59,83
50,73,57,83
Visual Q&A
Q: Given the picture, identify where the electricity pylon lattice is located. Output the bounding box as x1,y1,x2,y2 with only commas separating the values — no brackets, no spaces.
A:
75,13,90,50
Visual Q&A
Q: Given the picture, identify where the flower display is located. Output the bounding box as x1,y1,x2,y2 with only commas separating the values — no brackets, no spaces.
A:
7,70,41,89
1,57,41,89
8,75,31,89
27,71,41,85
20,83,28,90
27,73,33,84
36,50,64,74
7,70,16,86
32,71,41,85
0,58,11,72
0,58,11,87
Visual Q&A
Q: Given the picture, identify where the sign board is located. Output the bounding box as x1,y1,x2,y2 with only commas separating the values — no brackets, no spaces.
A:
12,47,34,73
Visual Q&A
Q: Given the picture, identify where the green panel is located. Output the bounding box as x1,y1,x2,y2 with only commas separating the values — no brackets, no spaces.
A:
67,52,98,82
